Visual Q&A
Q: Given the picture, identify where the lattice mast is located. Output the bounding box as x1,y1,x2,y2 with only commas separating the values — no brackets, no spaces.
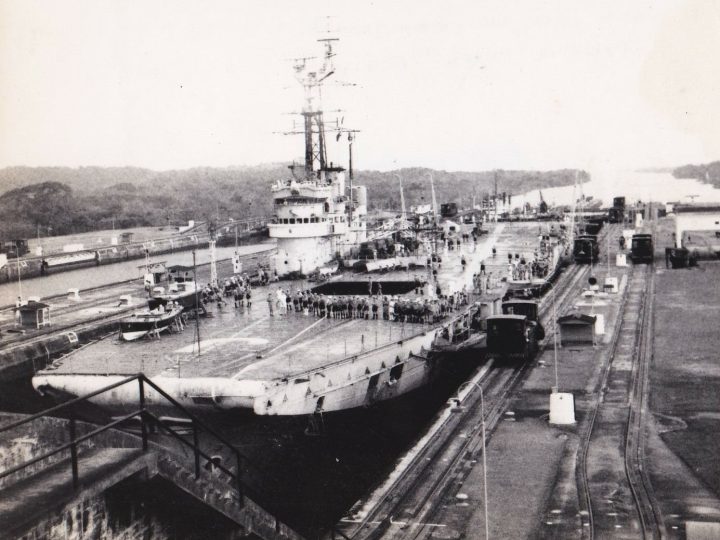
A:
292,38,338,176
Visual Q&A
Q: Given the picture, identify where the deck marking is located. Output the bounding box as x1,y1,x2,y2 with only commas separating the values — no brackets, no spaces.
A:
231,317,342,378
157,317,272,377
173,337,268,354
259,316,331,355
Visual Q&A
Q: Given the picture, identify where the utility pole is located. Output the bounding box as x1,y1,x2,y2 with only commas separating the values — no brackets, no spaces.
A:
208,225,218,289
192,250,201,356
348,133,354,229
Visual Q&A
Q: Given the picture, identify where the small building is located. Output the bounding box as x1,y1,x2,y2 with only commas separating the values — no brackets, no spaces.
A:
119,232,135,243
18,301,51,329
558,312,596,346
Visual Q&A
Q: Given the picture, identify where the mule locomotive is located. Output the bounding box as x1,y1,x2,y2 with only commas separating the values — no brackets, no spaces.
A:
486,314,539,363
573,234,599,264
630,233,654,264
486,300,544,363
608,195,626,223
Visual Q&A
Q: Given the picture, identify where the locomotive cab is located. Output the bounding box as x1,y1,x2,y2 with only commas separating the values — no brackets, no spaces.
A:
630,233,654,264
573,234,599,264
502,300,545,340
486,314,539,363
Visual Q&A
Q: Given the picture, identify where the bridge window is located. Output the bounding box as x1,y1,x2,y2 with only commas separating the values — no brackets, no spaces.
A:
289,218,296,224
303,218,309,224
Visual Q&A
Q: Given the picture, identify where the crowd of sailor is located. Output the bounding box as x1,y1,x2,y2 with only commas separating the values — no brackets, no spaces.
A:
506,251,550,281
263,288,470,324
196,274,257,308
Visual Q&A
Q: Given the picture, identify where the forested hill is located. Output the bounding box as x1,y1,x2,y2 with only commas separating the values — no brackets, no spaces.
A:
673,161,720,186
0,165,586,239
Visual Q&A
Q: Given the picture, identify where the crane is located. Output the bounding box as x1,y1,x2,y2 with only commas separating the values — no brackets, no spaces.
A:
539,190,548,215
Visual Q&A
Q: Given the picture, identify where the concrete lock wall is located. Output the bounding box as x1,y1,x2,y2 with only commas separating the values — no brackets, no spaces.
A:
0,323,118,383
0,415,250,540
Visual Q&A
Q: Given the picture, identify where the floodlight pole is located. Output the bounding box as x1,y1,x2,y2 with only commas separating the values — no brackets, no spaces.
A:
459,381,490,539
480,385,489,540
552,283,559,392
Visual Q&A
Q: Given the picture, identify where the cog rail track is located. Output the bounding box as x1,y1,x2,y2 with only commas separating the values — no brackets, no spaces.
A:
577,263,664,539
337,227,607,540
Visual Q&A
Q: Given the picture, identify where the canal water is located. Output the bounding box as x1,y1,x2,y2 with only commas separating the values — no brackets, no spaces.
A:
0,242,275,306
514,170,720,208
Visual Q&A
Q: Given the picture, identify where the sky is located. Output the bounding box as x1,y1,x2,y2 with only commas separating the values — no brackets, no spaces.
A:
1,0,719,174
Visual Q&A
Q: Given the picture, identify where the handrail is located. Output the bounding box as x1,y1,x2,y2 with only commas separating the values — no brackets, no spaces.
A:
0,374,244,499
146,414,238,483
0,410,139,482
279,302,480,379
140,376,241,454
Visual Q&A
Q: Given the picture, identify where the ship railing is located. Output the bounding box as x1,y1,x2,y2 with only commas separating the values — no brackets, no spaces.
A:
284,325,435,380
0,374,246,503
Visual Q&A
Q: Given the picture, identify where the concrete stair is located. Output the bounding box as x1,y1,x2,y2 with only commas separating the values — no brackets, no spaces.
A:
0,447,303,540
0,448,155,539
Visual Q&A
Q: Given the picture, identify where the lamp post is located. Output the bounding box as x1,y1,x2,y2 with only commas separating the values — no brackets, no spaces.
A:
15,240,23,301
457,380,490,540
547,281,576,424
551,282,559,392
393,173,408,231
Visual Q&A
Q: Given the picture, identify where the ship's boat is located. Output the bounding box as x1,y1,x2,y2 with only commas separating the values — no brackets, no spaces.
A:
119,305,184,341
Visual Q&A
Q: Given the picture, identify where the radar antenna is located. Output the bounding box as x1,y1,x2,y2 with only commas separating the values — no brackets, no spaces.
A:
288,38,339,175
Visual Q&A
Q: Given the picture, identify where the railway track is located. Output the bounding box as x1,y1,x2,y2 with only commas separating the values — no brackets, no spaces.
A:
337,360,525,540
335,226,615,540
0,250,274,347
0,248,274,315
576,261,664,539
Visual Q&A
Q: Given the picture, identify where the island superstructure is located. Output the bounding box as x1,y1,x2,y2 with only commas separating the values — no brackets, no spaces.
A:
268,38,367,277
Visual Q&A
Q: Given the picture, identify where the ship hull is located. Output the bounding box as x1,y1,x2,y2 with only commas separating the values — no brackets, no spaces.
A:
32,329,457,417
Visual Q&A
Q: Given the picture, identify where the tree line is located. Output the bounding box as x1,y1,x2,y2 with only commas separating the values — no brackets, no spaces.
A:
672,161,720,187
0,165,585,240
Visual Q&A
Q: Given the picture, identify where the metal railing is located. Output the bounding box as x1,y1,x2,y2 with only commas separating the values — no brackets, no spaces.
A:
0,374,244,501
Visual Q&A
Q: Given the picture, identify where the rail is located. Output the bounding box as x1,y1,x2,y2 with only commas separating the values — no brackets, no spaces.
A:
336,229,598,539
577,262,663,539
625,264,664,537
0,374,244,499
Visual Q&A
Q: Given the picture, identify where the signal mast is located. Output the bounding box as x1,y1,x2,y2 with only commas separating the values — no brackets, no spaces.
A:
283,37,361,234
